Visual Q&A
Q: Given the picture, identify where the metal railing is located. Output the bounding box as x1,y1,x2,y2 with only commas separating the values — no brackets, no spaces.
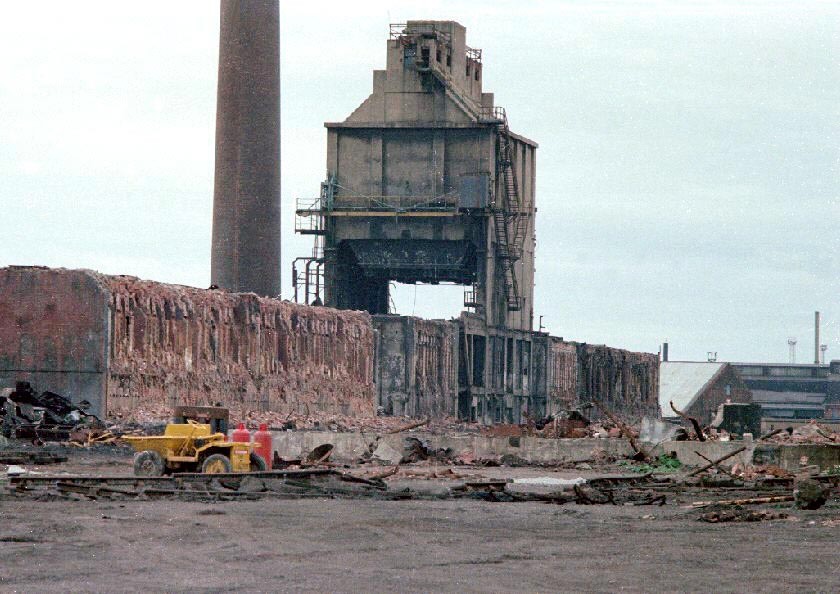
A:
390,22,452,43
295,196,325,234
333,194,459,212
464,286,481,309
478,105,506,123
297,193,459,213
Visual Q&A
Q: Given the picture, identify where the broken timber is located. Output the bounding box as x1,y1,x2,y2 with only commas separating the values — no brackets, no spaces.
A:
670,400,706,441
592,401,651,461
694,451,739,479
692,495,795,508
688,446,748,477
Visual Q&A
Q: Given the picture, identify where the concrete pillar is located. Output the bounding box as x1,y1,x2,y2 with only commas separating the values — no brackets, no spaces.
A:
211,0,281,297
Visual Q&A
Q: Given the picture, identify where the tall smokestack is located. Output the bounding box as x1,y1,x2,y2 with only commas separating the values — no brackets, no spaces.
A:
662,342,669,362
211,0,281,297
815,311,821,364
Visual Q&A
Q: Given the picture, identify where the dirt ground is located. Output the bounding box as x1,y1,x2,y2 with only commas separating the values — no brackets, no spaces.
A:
1,450,839,593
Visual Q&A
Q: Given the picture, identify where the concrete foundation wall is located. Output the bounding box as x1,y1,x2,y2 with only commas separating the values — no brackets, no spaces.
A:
374,316,458,419
269,431,635,465
753,443,840,472
654,440,755,468
269,431,840,471
657,439,840,472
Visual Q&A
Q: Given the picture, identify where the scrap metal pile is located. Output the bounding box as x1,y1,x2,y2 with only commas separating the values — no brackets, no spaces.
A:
1,382,103,443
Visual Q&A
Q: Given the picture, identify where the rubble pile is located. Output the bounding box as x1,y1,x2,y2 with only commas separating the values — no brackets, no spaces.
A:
665,419,840,445
108,406,480,435
481,410,637,440
760,421,840,444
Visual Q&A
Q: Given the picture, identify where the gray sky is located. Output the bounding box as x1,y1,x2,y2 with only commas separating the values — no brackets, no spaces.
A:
2,1,838,363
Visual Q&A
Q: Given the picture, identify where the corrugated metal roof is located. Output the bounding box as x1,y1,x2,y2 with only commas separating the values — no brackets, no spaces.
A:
659,362,726,417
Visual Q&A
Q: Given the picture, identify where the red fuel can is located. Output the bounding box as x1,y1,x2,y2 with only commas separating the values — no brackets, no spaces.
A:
232,422,251,444
253,423,273,469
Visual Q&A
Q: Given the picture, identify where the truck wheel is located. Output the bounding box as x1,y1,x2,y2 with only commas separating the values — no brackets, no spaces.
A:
202,453,232,474
134,450,165,477
249,452,267,472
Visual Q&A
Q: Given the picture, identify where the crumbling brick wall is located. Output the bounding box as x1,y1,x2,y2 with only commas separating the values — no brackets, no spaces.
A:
105,275,374,417
1,265,658,424
575,343,660,420
546,339,578,416
0,267,375,418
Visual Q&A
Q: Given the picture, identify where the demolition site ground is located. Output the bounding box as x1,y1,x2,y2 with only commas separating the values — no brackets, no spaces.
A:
2,448,839,593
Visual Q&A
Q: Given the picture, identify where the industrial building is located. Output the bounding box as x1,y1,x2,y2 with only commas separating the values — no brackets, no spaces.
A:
659,361,752,424
0,267,658,423
295,21,535,330
292,21,660,423
0,18,660,426
732,361,840,424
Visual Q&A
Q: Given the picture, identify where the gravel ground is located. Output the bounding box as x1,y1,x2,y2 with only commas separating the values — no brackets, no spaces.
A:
1,449,839,593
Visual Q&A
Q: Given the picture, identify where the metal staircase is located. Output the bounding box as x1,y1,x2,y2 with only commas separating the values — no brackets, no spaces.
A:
495,109,529,258
491,204,522,311
489,107,527,311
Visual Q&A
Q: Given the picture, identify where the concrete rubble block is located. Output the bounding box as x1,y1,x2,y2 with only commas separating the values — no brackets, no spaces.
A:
372,440,404,465
793,478,829,510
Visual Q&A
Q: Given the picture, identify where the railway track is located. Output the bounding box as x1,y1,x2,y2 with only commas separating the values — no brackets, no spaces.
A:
7,468,386,501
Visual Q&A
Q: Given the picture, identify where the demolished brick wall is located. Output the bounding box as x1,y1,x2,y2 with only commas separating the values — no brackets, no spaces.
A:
106,274,375,418
0,267,375,418
2,265,658,425
546,338,578,416
574,343,660,420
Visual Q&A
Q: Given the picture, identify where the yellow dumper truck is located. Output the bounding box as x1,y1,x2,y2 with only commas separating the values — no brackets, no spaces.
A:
125,419,266,476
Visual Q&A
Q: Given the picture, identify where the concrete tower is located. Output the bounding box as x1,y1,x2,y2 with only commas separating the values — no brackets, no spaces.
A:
295,21,537,330
211,0,281,297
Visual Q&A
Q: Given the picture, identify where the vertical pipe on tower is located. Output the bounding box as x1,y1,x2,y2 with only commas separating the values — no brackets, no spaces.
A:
815,311,821,365
211,0,281,296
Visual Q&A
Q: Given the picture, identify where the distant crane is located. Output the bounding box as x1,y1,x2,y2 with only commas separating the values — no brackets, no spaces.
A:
787,337,797,364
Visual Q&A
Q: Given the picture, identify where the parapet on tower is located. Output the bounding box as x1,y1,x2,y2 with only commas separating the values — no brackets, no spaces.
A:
295,21,537,331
